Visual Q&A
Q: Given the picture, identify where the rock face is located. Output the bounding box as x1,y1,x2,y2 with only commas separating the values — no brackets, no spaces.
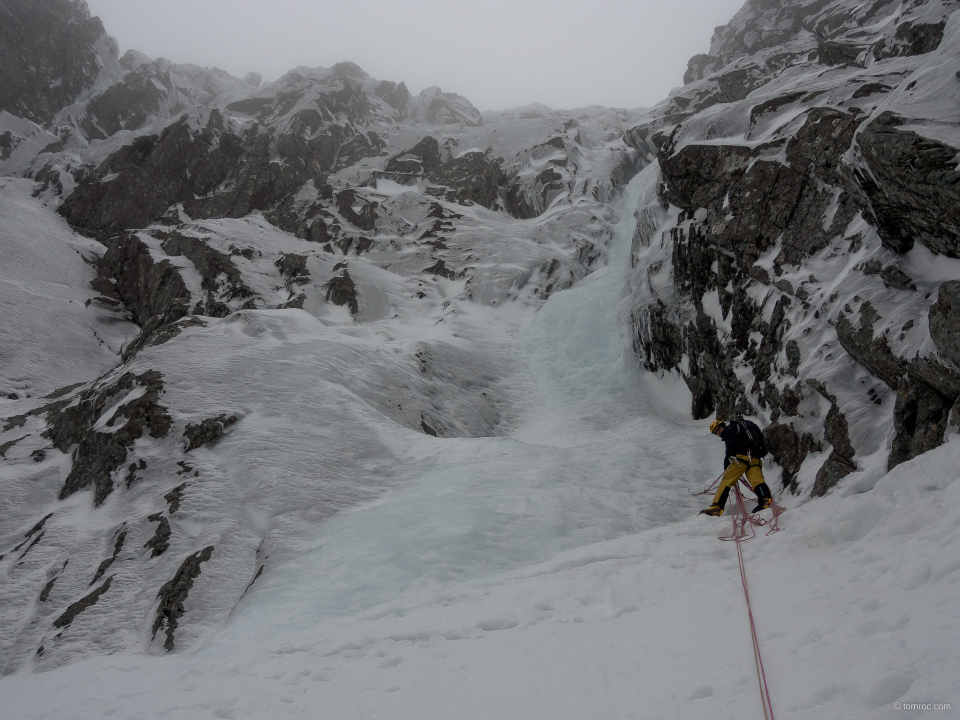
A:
44,370,171,505
91,530,126,584
53,577,113,628
143,514,171,557
429,151,505,209
385,138,506,209
152,546,214,651
929,281,960,367
385,136,445,175
59,114,246,239
81,64,167,139
626,0,960,492
0,0,109,123
182,414,239,451
100,235,192,327
158,232,254,316
325,263,359,314
856,112,960,258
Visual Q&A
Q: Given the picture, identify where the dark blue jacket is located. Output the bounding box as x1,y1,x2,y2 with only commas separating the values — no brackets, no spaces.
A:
720,422,754,467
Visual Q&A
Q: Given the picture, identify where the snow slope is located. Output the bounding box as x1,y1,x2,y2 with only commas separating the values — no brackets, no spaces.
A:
3,154,959,720
0,93,643,672
0,177,136,399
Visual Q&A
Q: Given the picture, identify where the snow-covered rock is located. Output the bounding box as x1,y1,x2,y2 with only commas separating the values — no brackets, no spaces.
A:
624,0,960,498
0,0,645,672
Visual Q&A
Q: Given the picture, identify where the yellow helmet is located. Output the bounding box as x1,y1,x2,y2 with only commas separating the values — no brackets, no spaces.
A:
709,419,725,434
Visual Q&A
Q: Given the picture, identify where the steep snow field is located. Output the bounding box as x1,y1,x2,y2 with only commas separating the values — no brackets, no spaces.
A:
3,167,960,719
0,178,137,399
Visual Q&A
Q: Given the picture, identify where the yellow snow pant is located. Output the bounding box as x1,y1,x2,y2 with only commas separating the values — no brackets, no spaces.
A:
712,455,765,507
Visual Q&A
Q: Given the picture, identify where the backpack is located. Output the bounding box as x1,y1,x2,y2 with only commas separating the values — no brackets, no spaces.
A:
735,418,768,459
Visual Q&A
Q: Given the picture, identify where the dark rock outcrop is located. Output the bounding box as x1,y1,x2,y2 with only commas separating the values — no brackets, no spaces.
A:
92,232,201,356
423,259,460,281
164,484,186,514
122,317,208,361
9,514,53,560
836,302,960,468
60,114,245,239
874,20,947,59
374,80,411,110
188,126,346,220
53,577,113,629
182,413,239,451
143,514,171,558
0,435,24,457
324,263,359,314
929,281,960,367
856,112,960,258
101,234,191,326
91,529,127,585
158,231,255,314
684,53,724,84
274,252,309,281
265,194,341,246
817,41,868,67
385,136,445,175
44,370,172,505
0,130,17,160
385,139,505,209
661,107,860,270
39,572,60,603
505,166,566,219
152,546,214,651
80,65,167,139
810,384,858,497
764,422,822,491
335,131,385,169
429,151,505,209
336,189,378,230
0,0,109,124
889,377,953,469
418,87,482,127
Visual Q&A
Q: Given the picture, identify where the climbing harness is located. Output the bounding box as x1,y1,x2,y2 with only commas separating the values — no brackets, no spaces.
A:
723,482,781,720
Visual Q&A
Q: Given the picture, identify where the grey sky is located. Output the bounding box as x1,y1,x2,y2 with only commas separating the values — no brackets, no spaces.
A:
84,0,746,111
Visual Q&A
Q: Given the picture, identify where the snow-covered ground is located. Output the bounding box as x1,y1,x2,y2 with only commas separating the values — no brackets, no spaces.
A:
3,167,959,720
0,178,137,399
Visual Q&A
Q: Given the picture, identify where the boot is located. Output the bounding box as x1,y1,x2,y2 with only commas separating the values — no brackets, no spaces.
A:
752,482,772,513
751,497,772,513
700,504,723,517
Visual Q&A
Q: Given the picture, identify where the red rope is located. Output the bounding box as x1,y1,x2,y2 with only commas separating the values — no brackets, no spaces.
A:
688,473,723,497
731,483,777,720
696,467,784,715
718,478,783,541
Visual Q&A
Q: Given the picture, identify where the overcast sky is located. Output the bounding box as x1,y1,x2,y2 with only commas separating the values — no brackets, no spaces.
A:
84,0,746,111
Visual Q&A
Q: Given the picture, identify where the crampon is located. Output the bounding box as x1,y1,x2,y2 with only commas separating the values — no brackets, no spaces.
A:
690,475,784,542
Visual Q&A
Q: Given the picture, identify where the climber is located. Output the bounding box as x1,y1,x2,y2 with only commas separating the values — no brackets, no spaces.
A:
700,418,773,517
